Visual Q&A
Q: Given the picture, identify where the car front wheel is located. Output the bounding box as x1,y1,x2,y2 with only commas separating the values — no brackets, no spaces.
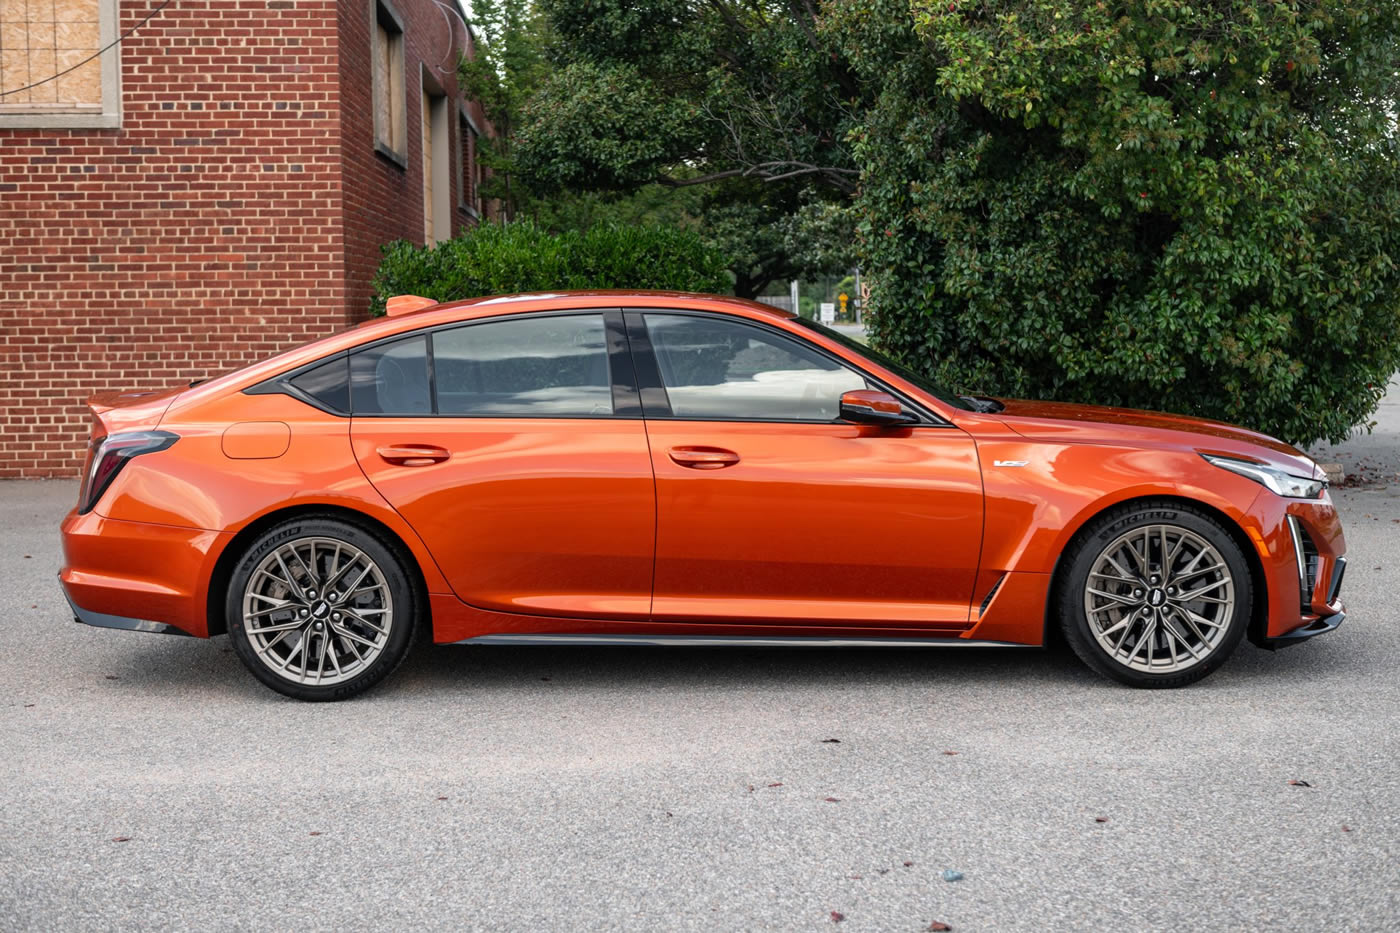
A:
226,517,417,701
1058,502,1252,688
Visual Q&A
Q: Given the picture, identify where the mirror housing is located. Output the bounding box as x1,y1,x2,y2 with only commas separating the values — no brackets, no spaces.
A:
839,390,916,426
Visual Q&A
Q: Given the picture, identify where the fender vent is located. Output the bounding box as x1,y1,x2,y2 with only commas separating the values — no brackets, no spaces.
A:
978,574,1007,616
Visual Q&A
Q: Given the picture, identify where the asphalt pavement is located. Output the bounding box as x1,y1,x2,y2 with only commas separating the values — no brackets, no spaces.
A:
3,460,1399,930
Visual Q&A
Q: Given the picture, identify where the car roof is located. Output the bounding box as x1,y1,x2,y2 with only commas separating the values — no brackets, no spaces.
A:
390,290,794,323
183,291,800,402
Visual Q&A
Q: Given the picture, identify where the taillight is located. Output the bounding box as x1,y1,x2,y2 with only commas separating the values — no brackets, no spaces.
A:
77,430,179,514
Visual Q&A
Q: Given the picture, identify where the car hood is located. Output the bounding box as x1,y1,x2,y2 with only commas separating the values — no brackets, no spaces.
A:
991,398,1321,478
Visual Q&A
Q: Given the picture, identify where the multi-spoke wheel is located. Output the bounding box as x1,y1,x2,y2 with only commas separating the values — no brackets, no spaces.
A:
1058,502,1251,688
226,518,417,700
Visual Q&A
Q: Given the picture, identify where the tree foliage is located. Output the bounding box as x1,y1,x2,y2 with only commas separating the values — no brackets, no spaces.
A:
830,0,1400,444
511,0,859,296
369,220,730,316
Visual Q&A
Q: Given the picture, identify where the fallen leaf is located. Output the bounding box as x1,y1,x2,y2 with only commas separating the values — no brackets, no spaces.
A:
30,604,37,609
767,782,783,788
877,868,890,875
309,831,323,836
748,785,755,793
942,750,959,756
23,555,31,559
1288,779,1313,787
23,704,34,708
1342,825,1352,832
824,797,841,803
104,675,119,681
665,811,672,818
822,738,842,744
830,911,845,923
848,874,863,880
436,796,448,801
1095,817,1109,823
111,836,131,843
903,861,914,867
928,923,953,932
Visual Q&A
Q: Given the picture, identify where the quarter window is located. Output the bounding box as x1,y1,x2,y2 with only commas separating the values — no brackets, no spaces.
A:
290,356,349,413
643,314,867,421
433,315,612,416
350,335,431,415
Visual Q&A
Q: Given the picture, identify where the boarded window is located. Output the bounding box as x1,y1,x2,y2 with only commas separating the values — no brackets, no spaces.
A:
0,0,118,126
371,2,405,158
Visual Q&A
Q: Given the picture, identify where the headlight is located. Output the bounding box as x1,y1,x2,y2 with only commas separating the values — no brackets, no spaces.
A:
1201,454,1325,499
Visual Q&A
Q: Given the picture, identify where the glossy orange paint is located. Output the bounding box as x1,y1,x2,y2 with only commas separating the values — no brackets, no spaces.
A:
58,290,1345,651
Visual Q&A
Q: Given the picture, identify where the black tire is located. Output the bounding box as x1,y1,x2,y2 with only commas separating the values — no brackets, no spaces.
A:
1057,500,1252,688
225,517,418,701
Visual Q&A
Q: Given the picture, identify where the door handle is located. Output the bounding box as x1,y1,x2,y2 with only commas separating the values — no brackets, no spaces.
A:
377,444,450,467
668,446,740,469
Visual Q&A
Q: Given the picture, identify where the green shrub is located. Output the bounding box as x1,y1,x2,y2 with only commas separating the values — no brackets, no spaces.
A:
369,219,731,316
830,0,1400,445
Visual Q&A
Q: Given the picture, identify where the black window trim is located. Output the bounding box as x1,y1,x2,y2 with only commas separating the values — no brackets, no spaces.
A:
244,309,639,420
622,308,953,428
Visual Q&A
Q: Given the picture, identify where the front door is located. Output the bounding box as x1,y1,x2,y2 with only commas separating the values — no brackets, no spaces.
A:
350,312,655,619
631,311,984,629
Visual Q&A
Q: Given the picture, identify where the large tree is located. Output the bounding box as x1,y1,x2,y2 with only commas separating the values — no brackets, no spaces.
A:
828,0,1400,444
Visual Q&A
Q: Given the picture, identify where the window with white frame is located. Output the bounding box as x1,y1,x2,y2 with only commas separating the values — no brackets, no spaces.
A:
0,0,120,129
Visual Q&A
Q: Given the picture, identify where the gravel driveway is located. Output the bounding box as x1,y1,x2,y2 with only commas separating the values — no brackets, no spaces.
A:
2,471,1397,931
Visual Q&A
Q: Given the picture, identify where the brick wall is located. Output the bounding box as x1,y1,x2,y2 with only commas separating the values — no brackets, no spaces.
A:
0,0,485,478
336,0,488,322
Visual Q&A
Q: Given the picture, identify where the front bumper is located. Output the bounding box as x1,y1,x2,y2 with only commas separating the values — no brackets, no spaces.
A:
1258,609,1345,650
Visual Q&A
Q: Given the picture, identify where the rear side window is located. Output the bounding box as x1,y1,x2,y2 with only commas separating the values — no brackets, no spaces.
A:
432,315,613,416
289,356,349,413
350,335,431,415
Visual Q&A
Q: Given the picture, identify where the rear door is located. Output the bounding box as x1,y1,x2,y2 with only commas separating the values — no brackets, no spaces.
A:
630,310,984,630
349,311,656,619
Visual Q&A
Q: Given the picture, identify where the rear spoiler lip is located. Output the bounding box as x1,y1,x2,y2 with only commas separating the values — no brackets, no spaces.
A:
85,387,185,437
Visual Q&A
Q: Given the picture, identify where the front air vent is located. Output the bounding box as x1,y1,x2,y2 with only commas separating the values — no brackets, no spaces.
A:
978,574,1006,616
1287,516,1320,611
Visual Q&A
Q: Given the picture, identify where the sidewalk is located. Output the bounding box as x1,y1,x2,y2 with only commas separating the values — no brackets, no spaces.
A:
1308,372,1400,487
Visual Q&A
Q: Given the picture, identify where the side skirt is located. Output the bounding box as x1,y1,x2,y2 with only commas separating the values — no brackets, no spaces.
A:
452,633,1035,648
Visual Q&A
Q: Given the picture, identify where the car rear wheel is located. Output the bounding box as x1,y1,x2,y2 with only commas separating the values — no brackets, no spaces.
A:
1058,502,1252,688
226,517,417,701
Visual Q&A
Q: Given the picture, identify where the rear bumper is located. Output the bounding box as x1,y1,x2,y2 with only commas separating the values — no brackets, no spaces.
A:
60,508,227,638
66,593,192,636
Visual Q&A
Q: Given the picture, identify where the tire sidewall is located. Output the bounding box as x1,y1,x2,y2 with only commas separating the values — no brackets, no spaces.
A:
226,518,416,701
1060,504,1251,688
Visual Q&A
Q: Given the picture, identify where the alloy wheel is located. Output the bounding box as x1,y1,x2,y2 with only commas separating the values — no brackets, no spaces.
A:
1082,523,1236,673
240,536,394,686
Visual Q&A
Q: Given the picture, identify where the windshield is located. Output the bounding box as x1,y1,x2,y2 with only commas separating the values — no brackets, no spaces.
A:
793,318,972,411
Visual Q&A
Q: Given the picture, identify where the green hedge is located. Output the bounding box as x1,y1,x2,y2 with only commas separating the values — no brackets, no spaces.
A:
369,219,731,316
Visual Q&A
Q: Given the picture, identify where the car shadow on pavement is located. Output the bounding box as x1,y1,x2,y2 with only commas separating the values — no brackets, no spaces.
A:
94,629,1359,702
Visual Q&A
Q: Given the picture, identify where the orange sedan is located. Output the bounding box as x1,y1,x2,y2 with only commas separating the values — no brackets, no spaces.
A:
60,292,1348,699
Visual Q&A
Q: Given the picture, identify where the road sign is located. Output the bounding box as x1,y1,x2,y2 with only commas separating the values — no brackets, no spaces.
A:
819,302,836,323
838,293,848,314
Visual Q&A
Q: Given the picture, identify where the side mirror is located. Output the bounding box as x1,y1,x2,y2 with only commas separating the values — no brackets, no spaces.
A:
839,390,916,426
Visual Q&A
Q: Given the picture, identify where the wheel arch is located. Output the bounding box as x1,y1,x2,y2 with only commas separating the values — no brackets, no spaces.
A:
205,504,432,637
1041,494,1269,648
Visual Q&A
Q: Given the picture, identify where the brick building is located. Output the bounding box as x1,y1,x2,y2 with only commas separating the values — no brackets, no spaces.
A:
0,0,493,477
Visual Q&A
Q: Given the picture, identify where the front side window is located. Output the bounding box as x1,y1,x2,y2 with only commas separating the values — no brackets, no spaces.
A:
350,335,430,415
643,314,867,421
433,315,612,416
